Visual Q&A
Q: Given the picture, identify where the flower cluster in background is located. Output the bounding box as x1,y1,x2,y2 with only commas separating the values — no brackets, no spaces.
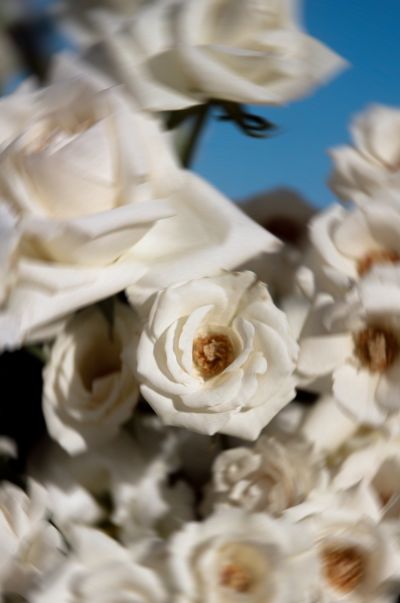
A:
1,1,400,602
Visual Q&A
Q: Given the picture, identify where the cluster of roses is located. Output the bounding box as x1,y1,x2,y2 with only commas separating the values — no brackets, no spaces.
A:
2,0,400,602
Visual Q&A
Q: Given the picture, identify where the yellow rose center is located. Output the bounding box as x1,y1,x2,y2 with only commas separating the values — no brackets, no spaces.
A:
353,326,398,373
357,249,400,277
192,333,234,379
322,545,366,594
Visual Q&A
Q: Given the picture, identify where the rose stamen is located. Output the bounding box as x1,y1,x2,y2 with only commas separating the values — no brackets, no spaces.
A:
353,326,398,373
193,334,234,379
220,563,252,593
357,249,400,277
322,545,366,594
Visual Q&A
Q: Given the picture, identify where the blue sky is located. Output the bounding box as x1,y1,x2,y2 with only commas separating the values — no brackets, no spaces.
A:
194,0,400,207
7,0,400,209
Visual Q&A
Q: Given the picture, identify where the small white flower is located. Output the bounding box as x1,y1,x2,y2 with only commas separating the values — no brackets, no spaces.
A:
298,202,400,298
43,302,139,454
334,438,400,522
81,0,346,111
30,425,191,542
329,104,400,202
135,271,298,440
0,480,64,598
71,527,169,603
298,272,400,425
300,394,357,454
32,526,169,603
203,432,327,516
289,488,400,603
169,508,317,603
0,203,20,306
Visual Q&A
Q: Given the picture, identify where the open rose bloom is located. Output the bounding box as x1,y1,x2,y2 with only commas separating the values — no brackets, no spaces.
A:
135,272,298,439
4,3,400,603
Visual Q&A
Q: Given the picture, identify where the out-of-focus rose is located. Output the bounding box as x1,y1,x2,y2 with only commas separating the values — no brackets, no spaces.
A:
43,302,139,454
297,202,400,299
32,526,169,603
329,104,400,203
30,425,191,541
134,271,298,440
82,0,347,111
0,55,178,347
300,395,357,454
203,432,327,516
169,508,316,603
298,271,400,426
0,56,277,348
333,438,400,523
289,488,400,603
0,203,20,305
0,480,64,599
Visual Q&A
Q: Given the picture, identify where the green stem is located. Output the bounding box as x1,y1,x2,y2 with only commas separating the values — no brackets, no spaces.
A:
181,104,210,168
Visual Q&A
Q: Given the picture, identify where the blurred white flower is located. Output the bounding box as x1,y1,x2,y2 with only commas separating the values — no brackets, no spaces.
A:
298,273,400,425
32,526,169,603
329,104,400,203
300,394,357,454
0,203,20,306
30,424,191,542
43,302,139,454
125,173,280,312
135,271,298,439
203,432,327,516
0,55,277,348
289,488,400,603
81,0,346,111
71,526,169,603
0,55,179,347
169,508,317,603
0,480,64,599
298,202,400,299
333,438,400,523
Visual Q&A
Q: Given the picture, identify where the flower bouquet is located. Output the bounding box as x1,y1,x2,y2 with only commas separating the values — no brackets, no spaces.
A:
1,1,400,602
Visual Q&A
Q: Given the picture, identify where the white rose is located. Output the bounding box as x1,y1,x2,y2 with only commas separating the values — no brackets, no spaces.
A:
84,0,346,111
0,55,179,347
333,438,400,523
203,432,327,516
0,480,64,598
71,527,169,603
298,273,400,425
0,203,20,305
0,56,277,348
298,201,400,299
329,104,400,203
134,271,298,440
32,526,169,603
42,302,139,454
30,426,189,541
169,508,317,603
300,395,357,454
289,488,399,603
126,174,280,311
